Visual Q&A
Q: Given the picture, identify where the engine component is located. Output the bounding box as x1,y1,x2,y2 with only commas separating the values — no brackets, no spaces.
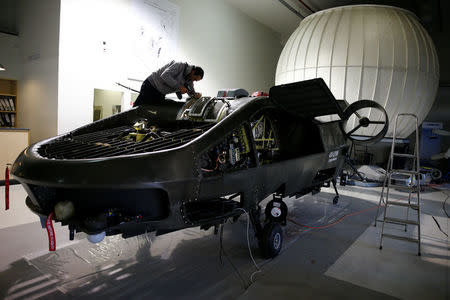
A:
200,126,254,175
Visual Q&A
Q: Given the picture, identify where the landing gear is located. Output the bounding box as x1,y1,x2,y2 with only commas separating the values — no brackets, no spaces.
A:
265,194,288,225
332,179,340,205
250,194,287,259
260,222,283,258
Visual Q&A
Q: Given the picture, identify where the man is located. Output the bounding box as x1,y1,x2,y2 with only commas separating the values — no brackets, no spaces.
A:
133,60,204,107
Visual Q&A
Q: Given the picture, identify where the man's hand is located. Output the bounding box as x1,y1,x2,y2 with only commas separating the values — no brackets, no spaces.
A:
194,92,202,99
179,86,188,94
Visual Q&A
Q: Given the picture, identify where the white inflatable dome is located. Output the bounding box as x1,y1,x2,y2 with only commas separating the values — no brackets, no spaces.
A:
276,5,439,138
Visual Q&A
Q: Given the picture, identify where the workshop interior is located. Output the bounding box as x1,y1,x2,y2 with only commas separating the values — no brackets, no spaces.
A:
0,1,448,299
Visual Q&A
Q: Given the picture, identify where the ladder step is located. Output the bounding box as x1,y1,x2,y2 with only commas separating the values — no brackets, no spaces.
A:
390,169,420,175
384,217,419,225
386,201,419,209
393,153,416,158
387,183,416,190
382,233,419,243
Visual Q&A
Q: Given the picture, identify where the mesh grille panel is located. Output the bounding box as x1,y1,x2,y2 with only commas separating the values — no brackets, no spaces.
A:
37,123,214,159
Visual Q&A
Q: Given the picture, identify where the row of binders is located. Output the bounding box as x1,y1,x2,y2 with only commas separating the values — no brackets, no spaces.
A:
0,97,16,111
0,113,15,127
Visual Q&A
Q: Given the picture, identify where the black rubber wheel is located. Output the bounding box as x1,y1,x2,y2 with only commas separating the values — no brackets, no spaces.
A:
333,195,339,205
260,222,283,259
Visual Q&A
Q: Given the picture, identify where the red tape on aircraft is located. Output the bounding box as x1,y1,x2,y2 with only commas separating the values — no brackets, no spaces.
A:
46,212,56,251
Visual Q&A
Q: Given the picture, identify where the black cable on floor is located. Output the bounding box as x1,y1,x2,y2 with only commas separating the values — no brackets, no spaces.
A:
430,186,450,218
431,215,448,237
218,223,248,289
442,192,449,218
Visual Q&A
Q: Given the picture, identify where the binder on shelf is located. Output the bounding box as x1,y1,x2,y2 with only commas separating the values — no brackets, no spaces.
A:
4,114,11,126
0,116,4,126
11,114,15,127
9,98,15,111
1,114,9,126
3,99,11,110
0,99,4,110
0,99,6,110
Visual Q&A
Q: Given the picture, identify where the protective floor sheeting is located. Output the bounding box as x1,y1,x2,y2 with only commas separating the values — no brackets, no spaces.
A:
0,185,448,299
0,192,349,299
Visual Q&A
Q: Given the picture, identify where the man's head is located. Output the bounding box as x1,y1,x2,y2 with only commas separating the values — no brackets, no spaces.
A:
190,66,204,82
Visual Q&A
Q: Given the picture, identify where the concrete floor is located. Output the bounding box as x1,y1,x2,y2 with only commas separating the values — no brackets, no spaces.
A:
0,183,448,299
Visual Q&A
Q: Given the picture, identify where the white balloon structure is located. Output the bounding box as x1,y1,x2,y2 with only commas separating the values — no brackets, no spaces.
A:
276,5,439,138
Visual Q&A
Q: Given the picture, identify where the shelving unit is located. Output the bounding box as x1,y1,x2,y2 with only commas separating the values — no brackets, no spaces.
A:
0,78,18,128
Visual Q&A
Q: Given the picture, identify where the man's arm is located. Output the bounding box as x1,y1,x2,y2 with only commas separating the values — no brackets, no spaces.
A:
160,62,185,89
186,81,202,99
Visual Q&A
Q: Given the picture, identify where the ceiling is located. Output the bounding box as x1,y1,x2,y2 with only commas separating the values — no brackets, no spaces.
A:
0,0,443,41
225,0,444,44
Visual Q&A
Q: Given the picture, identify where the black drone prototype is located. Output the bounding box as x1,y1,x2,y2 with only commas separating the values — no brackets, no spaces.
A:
11,78,388,258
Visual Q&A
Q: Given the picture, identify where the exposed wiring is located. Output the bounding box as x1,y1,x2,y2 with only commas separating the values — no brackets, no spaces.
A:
234,208,262,283
201,154,226,173
298,0,315,13
218,152,226,164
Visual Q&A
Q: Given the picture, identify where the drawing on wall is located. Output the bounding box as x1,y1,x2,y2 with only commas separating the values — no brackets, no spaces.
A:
130,0,180,80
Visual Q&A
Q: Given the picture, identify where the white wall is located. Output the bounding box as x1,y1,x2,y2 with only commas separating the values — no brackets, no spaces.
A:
0,33,22,81
93,89,124,119
171,0,282,97
17,0,60,143
58,0,282,135
58,0,131,135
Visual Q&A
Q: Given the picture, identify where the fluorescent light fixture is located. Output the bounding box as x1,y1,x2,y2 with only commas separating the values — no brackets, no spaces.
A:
0,64,5,71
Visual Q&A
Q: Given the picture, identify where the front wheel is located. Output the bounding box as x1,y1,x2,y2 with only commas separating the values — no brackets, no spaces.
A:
260,222,283,258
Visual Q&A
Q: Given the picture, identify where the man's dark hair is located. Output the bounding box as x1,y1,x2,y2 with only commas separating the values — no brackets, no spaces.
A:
192,66,204,79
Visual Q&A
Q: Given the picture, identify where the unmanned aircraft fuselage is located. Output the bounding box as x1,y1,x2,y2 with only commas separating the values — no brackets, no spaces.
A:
11,78,388,257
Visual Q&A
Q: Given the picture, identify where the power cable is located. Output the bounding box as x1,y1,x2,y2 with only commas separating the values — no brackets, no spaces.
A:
234,208,262,283
429,184,450,218
431,215,448,237
289,192,449,238
288,205,379,230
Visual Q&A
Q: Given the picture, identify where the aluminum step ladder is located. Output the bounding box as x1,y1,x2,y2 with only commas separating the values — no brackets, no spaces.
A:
375,113,421,256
